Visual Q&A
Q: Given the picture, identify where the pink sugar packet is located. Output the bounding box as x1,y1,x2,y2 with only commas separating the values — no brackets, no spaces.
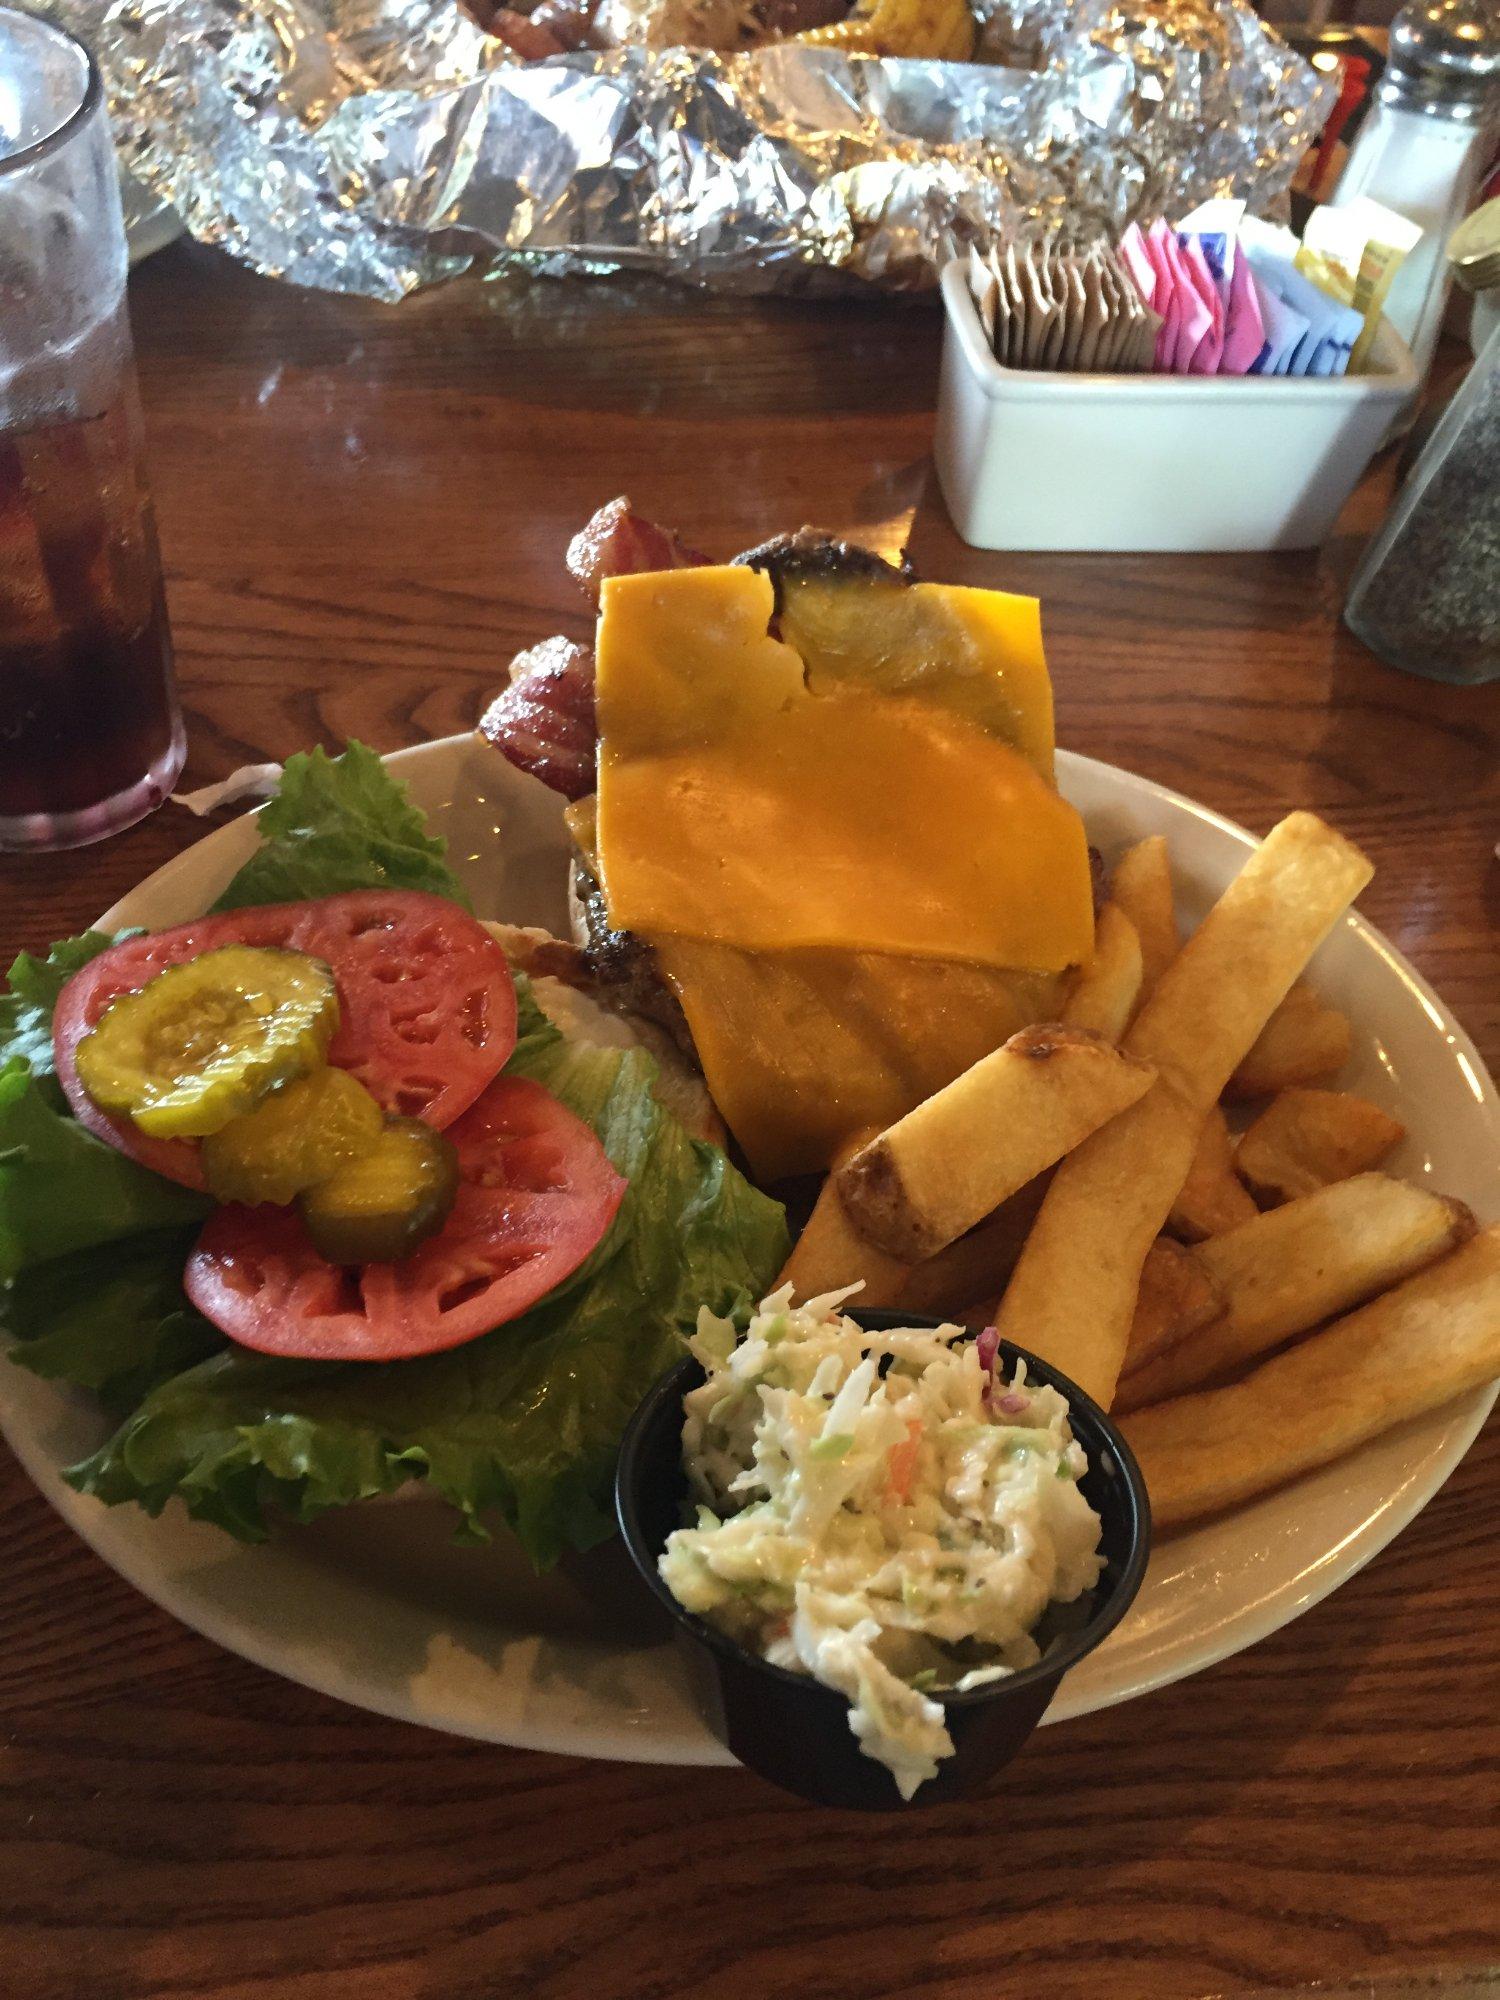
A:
1219,244,1266,373
1178,234,1225,373
1181,225,1265,374
1162,230,1213,371
1117,222,1158,312
1146,220,1183,369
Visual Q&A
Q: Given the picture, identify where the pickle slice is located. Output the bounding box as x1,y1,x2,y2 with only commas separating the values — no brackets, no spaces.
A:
299,1117,459,1265
201,1067,385,1208
75,945,339,1139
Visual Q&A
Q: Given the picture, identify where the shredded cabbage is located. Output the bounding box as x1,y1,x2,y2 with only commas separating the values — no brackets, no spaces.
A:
659,1287,1104,1799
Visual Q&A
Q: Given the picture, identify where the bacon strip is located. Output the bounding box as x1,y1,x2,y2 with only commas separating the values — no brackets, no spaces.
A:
483,499,706,798
478,636,597,801
528,0,602,48
565,496,706,606
488,8,571,55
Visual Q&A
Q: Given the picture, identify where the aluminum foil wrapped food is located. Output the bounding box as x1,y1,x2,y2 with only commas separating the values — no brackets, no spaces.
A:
50,0,1332,300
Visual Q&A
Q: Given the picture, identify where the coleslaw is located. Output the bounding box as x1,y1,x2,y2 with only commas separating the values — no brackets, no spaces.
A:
659,1287,1105,1798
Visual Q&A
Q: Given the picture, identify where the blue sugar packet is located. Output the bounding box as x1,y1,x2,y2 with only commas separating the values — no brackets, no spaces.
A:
1244,246,1361,376
1247,263,1309,375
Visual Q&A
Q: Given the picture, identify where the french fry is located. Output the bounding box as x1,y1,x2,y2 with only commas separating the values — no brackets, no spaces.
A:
1125,816,1372,1105
796,0,975,58
1116,1173,1476,1411
778,1173,911,1306
1120,1225,1500,1524
897,1180,1049,1320
992,1083,1202,1407
836,1025,1156,1263
1226,983,1352,1098
1167,1104,1259,1241
1061,905,1143,1044
1124,1238,1223,1374
1110,835,1180,999
994,812,1373,1408
1237,1088,1404,1203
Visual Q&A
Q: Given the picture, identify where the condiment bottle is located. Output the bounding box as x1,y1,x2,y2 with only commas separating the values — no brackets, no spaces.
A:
1329,0,1500,385
1449,193,1500,356
1342,317,1498,685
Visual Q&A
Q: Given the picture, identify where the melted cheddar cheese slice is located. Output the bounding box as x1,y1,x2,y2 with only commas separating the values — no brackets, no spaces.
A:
655,937,1066,1182
595,566,1093,974
593,562,1093,1180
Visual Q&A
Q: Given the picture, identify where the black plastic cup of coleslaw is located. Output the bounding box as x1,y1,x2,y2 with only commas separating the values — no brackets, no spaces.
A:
615,1307,1151,1810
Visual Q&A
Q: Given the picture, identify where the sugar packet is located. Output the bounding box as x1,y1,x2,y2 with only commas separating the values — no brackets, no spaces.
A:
1176,233,1225,373
1146,220,1186,369
968,245,998,342
1176,201,1264,375
963,239,1160,374
1299,195,1422,373
1219,246,1266,375
1240,215,1363,376
1247,264,1309,375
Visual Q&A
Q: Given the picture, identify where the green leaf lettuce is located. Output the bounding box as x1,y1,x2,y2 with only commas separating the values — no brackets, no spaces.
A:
0,931,125,1107
2,1230,221,1414
61,993,789,1566
0,1060,212,1284
212,741,470,912
2,745,788,1568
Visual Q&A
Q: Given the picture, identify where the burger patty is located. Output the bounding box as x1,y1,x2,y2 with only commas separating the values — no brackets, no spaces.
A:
568,855,697,1056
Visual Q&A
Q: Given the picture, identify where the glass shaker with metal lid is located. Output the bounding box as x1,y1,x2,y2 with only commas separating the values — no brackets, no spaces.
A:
1330,0,1500,384
1342,250,1498,688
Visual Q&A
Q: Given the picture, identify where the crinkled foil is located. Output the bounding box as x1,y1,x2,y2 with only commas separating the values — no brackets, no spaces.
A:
47,0,1332,300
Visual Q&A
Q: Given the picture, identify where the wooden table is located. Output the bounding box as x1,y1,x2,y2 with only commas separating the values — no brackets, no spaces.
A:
3,243,1497,2000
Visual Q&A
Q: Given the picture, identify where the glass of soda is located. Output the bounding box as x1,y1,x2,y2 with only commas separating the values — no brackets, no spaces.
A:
0,8,184,851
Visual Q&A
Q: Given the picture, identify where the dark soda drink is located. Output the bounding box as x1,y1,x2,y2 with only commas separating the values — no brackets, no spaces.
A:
1,11,185,850
0,382,182,834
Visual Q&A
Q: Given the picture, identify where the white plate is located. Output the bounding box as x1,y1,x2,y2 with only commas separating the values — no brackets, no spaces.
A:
2,735,1496,1765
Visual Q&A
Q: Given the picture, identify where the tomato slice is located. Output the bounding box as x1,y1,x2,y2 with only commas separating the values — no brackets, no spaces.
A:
53,891,518,1190
183,1075,627,1361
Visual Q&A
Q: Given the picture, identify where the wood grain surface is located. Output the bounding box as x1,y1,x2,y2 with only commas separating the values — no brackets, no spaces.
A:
2,242,1497,2000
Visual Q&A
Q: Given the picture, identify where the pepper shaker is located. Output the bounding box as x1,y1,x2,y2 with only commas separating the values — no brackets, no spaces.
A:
1342,313,1498,686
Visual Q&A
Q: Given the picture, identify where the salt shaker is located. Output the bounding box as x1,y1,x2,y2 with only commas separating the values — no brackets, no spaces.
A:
1342,317,1498,685
1330,0,1500,386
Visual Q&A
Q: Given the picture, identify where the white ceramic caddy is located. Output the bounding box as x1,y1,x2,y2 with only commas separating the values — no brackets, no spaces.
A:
934,259,1420,554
